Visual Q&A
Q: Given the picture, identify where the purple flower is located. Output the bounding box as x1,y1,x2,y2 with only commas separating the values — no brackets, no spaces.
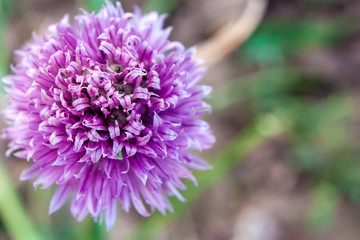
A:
2,1,214,229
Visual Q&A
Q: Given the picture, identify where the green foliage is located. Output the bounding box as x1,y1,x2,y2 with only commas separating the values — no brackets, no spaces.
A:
0,0,10,80
333,152,360,202
0,162,44,240
83,0,116,13
240,18,350,66
307,182,339,229
144,0,178,14
291,145,328,172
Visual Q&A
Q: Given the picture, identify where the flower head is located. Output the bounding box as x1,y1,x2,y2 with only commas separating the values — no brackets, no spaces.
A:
3,1,214,229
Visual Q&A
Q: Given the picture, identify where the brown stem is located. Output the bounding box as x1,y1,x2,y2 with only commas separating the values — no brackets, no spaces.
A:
195,0,268,66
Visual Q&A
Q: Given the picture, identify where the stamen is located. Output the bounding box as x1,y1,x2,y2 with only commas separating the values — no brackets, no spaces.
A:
140,76,147,88
110,64,123,73
110,108,128,126
113,83,133,95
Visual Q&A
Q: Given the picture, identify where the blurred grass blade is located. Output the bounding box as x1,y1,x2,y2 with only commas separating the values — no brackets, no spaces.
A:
127,113,287,240
206,68,281,112
240,17,350,65
83,0,108,12
0,161,43,240
144,0,178,14
207,67,297,112
0,0,10,81
307,182,339,229
73,219,107,240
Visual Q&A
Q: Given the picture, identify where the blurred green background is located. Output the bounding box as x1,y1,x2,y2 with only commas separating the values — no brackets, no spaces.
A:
1,0,360,239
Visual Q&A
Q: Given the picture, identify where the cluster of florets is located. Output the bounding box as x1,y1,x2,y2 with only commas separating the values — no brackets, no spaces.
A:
3,2,214,229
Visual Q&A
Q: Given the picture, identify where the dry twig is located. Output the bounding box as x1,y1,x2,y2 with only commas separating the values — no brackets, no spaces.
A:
195,0,268,66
